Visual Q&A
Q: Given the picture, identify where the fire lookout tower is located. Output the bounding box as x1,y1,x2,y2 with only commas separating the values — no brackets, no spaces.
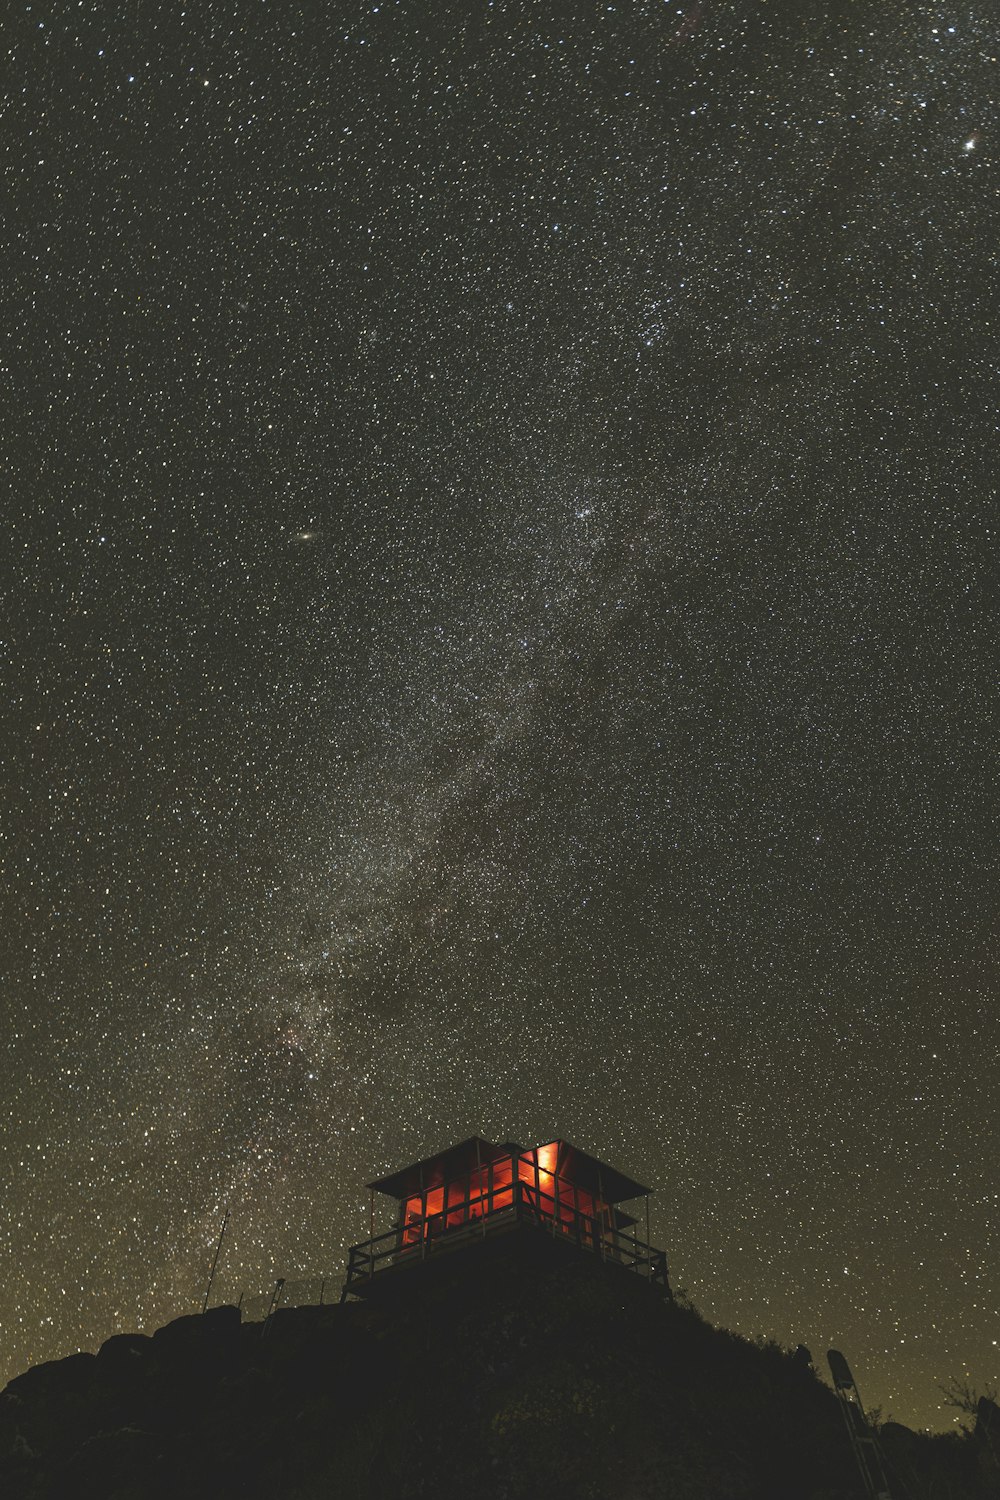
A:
342,1136,670,1300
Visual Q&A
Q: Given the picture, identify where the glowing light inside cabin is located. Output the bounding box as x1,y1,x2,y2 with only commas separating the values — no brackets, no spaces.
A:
398,1142,607,1249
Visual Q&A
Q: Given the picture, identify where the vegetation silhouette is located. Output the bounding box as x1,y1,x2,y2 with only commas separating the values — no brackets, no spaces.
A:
1,1249,995,1499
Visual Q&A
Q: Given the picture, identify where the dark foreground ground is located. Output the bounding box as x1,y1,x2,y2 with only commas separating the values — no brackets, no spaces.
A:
2,1237,997,1499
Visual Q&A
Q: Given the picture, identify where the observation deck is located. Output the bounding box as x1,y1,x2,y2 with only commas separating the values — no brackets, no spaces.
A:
343,1137,670,1299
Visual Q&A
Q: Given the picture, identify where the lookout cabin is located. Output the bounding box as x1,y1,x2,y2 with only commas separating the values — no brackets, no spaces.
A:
342,1136,670,1298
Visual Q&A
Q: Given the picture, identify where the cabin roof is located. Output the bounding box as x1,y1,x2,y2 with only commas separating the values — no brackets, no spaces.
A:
367,1137,514,1198
367,1136,651,1203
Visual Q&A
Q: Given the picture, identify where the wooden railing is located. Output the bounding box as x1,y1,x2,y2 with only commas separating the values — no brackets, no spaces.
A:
344,1179,669,1292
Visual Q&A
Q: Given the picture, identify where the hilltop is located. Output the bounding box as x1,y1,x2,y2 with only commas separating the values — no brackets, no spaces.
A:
1,1246,995,1499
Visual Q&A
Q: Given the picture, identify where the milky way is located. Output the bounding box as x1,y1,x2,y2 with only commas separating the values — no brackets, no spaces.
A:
3,1,998,1428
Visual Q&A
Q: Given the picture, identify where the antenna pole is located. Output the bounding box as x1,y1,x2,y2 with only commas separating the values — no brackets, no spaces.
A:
202,1209,230,1314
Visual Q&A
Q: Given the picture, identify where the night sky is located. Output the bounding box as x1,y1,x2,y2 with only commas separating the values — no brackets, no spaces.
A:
3,0,997,1430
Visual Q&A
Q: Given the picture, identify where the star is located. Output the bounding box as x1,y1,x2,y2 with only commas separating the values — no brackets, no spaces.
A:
3,1,995,1437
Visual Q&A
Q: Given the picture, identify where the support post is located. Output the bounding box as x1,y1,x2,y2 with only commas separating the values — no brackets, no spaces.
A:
476,1138,487,1238
554,1142,566,1236
645,1194,651,1276
551,1158,558,1234
369,1188,376,1279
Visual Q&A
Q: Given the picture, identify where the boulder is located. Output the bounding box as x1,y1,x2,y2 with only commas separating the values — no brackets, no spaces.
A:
3,1351,96,1403
152,1305,241,1353
151,1314,204,1355
203,1304,241,1339
96,1334,152,1379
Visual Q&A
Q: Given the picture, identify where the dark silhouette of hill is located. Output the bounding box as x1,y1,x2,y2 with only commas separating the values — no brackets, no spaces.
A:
1,1246,995,1499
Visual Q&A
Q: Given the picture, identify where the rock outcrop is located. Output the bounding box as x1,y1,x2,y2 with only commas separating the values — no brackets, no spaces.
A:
0,1251,989,1499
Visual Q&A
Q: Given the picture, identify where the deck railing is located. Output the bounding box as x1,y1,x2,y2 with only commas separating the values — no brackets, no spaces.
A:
344,1178,669,1293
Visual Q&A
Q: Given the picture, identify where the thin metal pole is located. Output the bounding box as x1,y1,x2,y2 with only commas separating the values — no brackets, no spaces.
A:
369,1188,375,1279
596,1169,606,1260
262,1277,285,1338
202,1208,230,1314
645,1194,651,1276
419,1162,427,1260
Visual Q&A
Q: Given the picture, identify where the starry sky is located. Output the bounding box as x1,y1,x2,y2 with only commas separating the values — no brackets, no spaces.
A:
3,0,997,1430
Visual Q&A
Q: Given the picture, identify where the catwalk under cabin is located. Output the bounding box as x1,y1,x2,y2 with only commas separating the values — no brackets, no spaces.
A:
342,1136,670,1299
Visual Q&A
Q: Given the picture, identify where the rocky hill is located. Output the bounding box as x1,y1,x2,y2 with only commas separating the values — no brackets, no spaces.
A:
1,1243,995,1499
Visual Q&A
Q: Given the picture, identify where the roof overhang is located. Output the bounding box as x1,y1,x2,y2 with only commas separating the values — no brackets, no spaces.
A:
367,1136,651,1203
367,1137,516,1198
548,1141,651,1203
